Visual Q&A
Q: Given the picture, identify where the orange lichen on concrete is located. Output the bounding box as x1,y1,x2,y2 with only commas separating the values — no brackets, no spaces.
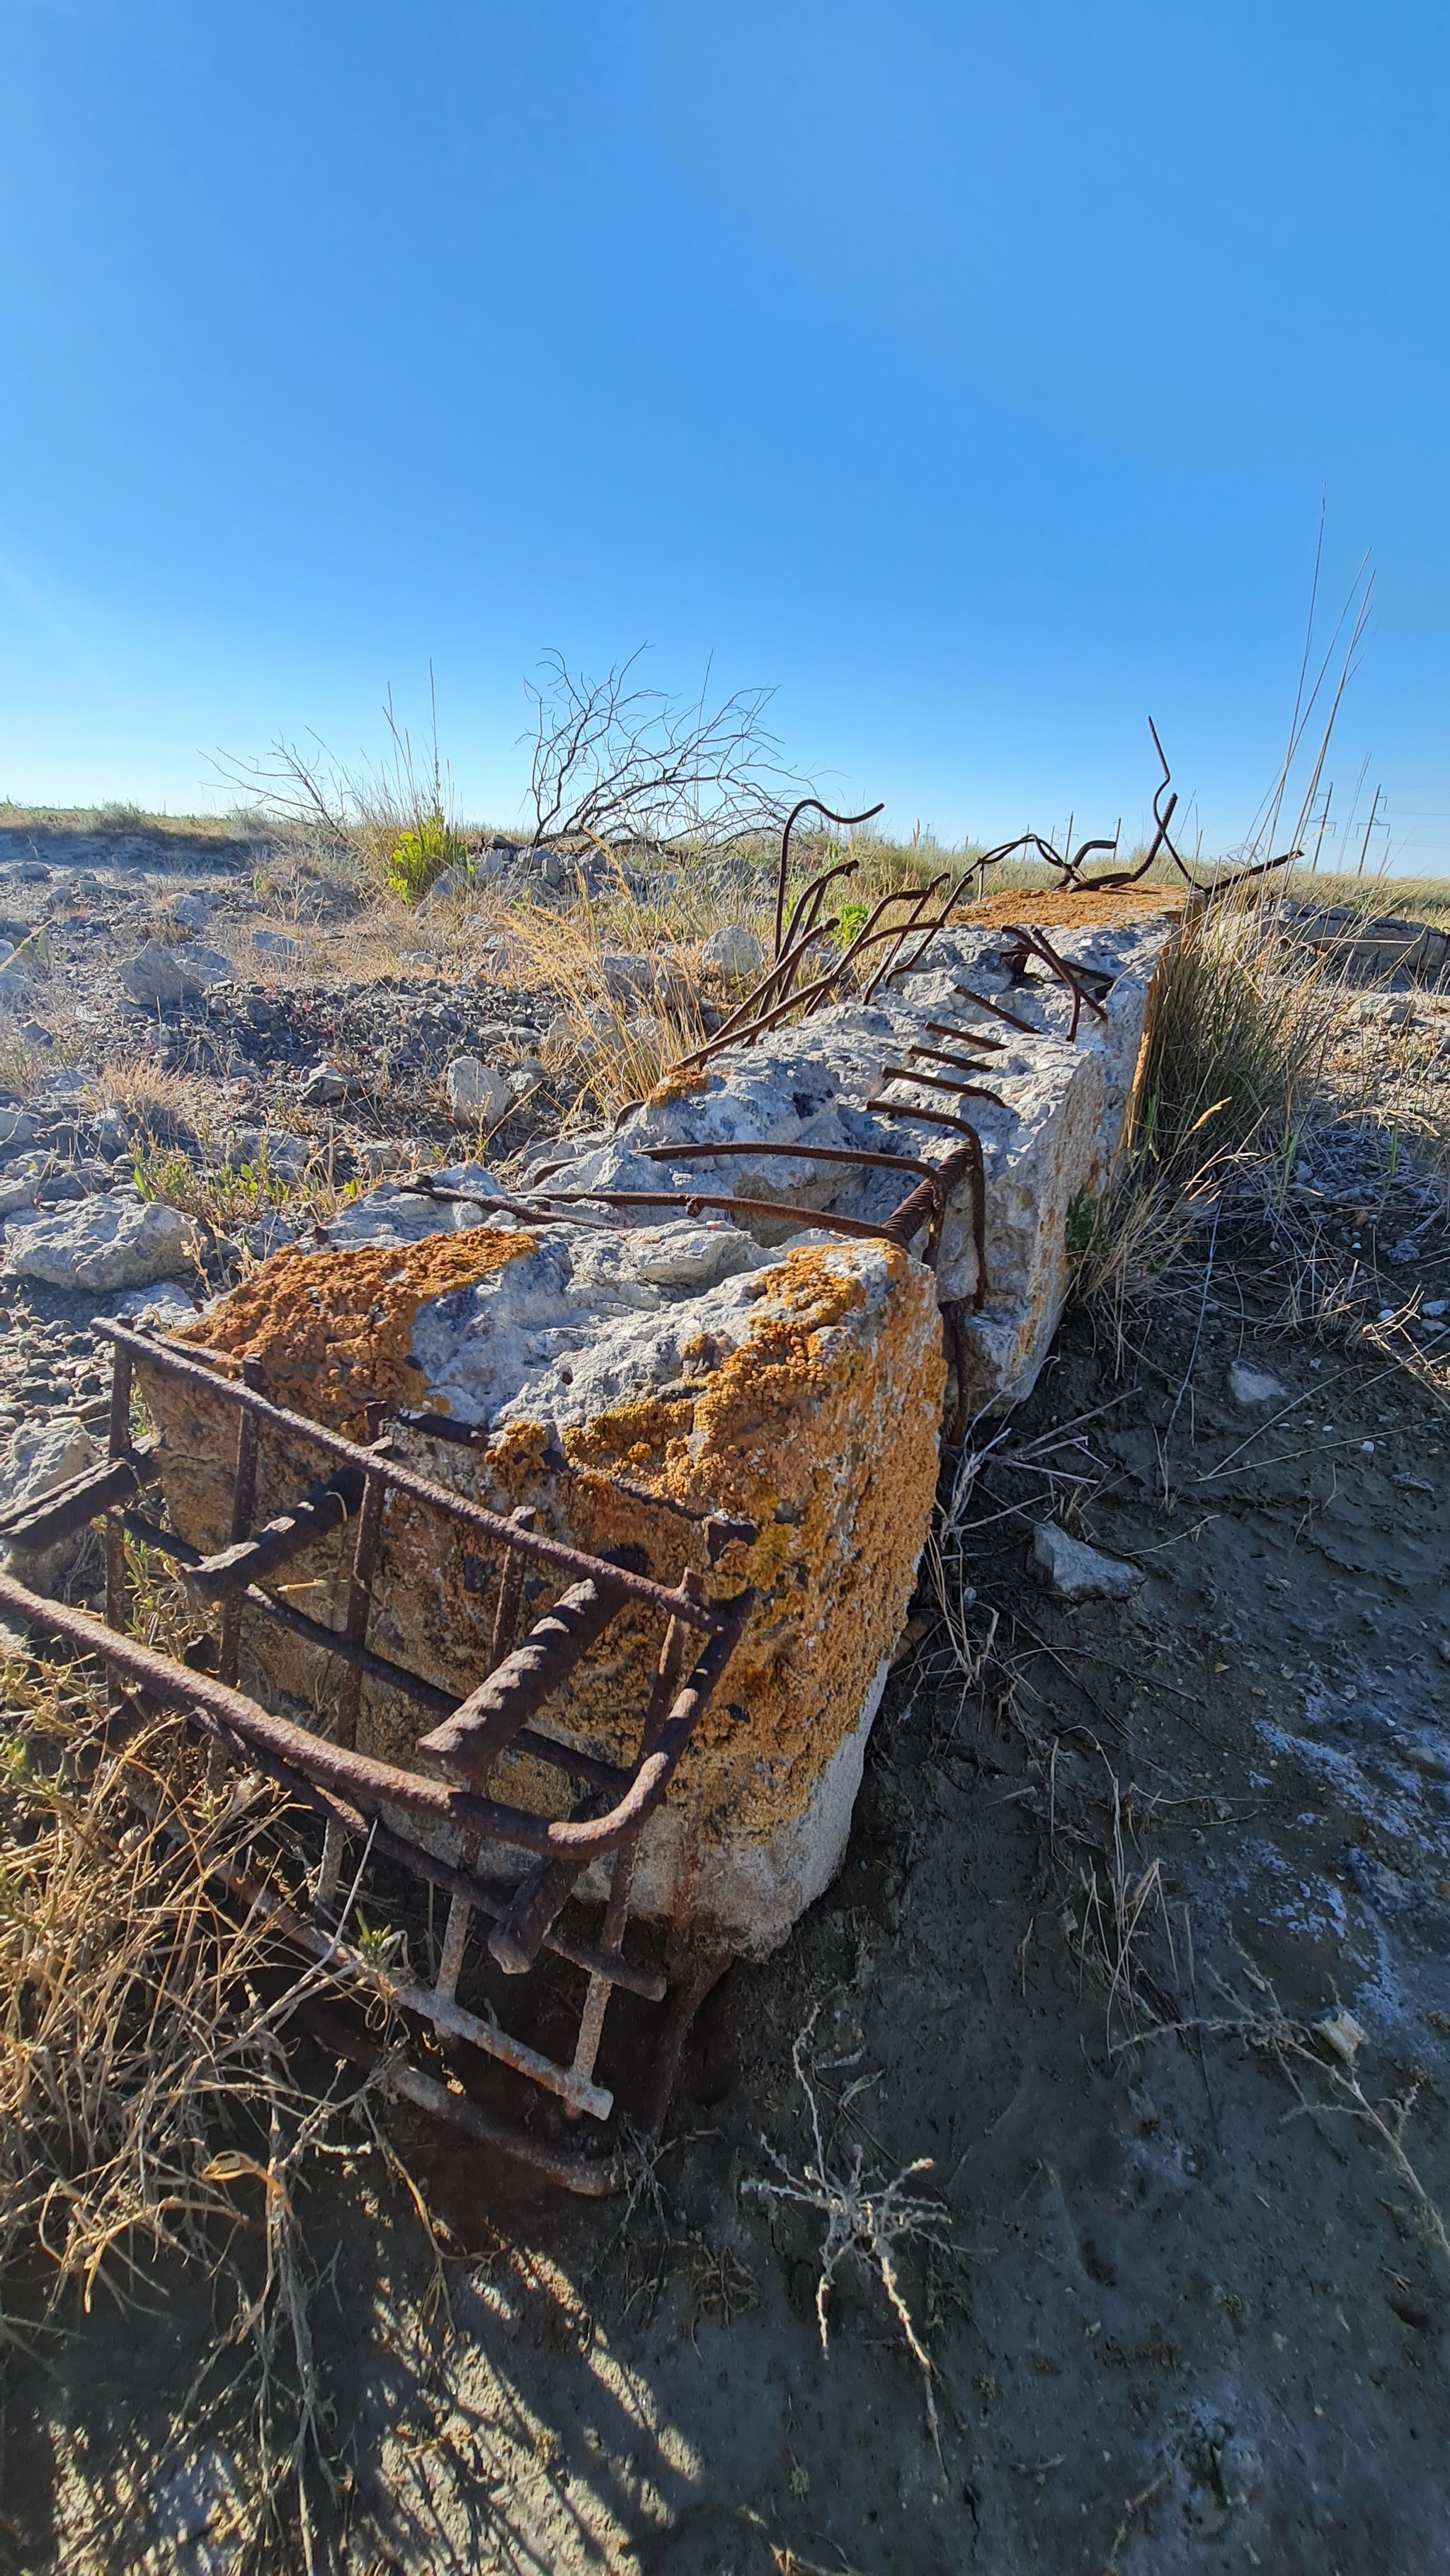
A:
954,885,1187,933
174,1231,535,1435
142,1228,946,1934
646,1065,712,1108
537,1243,946,1840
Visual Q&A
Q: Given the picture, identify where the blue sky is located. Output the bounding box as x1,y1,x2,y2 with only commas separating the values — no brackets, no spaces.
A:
1,1,1446,870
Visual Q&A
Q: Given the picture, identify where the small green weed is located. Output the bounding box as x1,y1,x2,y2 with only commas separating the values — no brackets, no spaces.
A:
384,809,468,905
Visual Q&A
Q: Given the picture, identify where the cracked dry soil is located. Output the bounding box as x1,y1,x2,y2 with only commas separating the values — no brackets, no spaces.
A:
5,1173,1449,2576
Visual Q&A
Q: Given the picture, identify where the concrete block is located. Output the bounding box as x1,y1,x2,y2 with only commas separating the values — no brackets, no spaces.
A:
141,1216,945,1956
542,886,1184,1413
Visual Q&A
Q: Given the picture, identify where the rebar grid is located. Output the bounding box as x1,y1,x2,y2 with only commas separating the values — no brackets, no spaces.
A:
0,1323,755,2189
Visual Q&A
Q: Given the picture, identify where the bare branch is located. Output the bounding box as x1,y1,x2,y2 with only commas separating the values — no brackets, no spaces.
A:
520,647,799,852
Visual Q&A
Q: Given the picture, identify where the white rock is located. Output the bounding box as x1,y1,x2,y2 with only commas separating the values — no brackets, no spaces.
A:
701,922,765,981
355,1139,422,1177
0,1413,102,1597
321,1168,508,1251
169,892,212,931
628,1221,762,1289
1228,1360,1286,1407
0,1108,37,1149
427,862,476,902
1032,1520,1143,1602
0,1415,98,1517
251,926,299,962
297,1064,348,1106
4,1194,194,1289
0,1162,47,1216
445,1056,511,1124
113,1278,200,1323
245,1214,299,1258
119,940,232,1006
544,1002,613,1059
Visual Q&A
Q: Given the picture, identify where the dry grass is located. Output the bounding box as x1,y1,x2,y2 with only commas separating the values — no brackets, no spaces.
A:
1137,1964,1450,2282
91,1054,213,1141
0,1620,400,2565
0,804,247,848
1073,899,1357,1318
0,1677,299,2321
1069,889,1449,1357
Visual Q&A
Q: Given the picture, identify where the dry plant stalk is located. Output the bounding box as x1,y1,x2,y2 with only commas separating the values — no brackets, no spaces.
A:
743,2005,949,2452
1063,1762,1176,2055
1135,1966,1450,2281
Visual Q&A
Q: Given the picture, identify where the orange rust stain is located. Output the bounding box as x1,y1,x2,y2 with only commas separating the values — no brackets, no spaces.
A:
176,1229,535,1436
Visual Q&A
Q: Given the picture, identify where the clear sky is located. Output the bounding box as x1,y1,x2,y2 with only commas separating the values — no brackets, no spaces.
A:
1,1,1446,870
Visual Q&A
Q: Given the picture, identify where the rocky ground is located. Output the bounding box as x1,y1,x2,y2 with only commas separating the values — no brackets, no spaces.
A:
0,814,1448,2575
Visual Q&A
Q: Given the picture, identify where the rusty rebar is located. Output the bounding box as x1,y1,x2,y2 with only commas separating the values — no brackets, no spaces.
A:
98,1321,722,1634
545,1185,940,1249
0,1568,749,1862
0,1448,160,1551
864,867,976,1002
416,1578,627,1786
641,1139,937,1182
773,797,884,959
952,984,1034,1035
183,1466,368,1604
1001,923,1108,1042
907,1043,1000,1078
182,1699,665,2000
863,1109,988,1307
877,1066,1007,1110
118,1507,632,1795
923,1018,1007,1052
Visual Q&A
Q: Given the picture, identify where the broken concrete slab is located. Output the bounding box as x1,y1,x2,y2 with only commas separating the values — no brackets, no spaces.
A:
0,1413,101,1597
1032,1520,1143,1602
118,940,232,1006
535,887,1183,1414
139,1216,946,1957
4,1193,194,1290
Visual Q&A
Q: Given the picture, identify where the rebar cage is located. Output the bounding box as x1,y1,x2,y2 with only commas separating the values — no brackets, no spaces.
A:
0,1318,755,2193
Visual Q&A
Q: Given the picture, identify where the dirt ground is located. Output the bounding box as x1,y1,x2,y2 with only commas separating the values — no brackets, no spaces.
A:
3,1131,1447,2576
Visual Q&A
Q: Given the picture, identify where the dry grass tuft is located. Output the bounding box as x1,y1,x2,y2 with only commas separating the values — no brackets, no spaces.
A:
503,896,710,1123
1,1672,295,2317
1074,899,1353,1318
0,1635,394,2562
